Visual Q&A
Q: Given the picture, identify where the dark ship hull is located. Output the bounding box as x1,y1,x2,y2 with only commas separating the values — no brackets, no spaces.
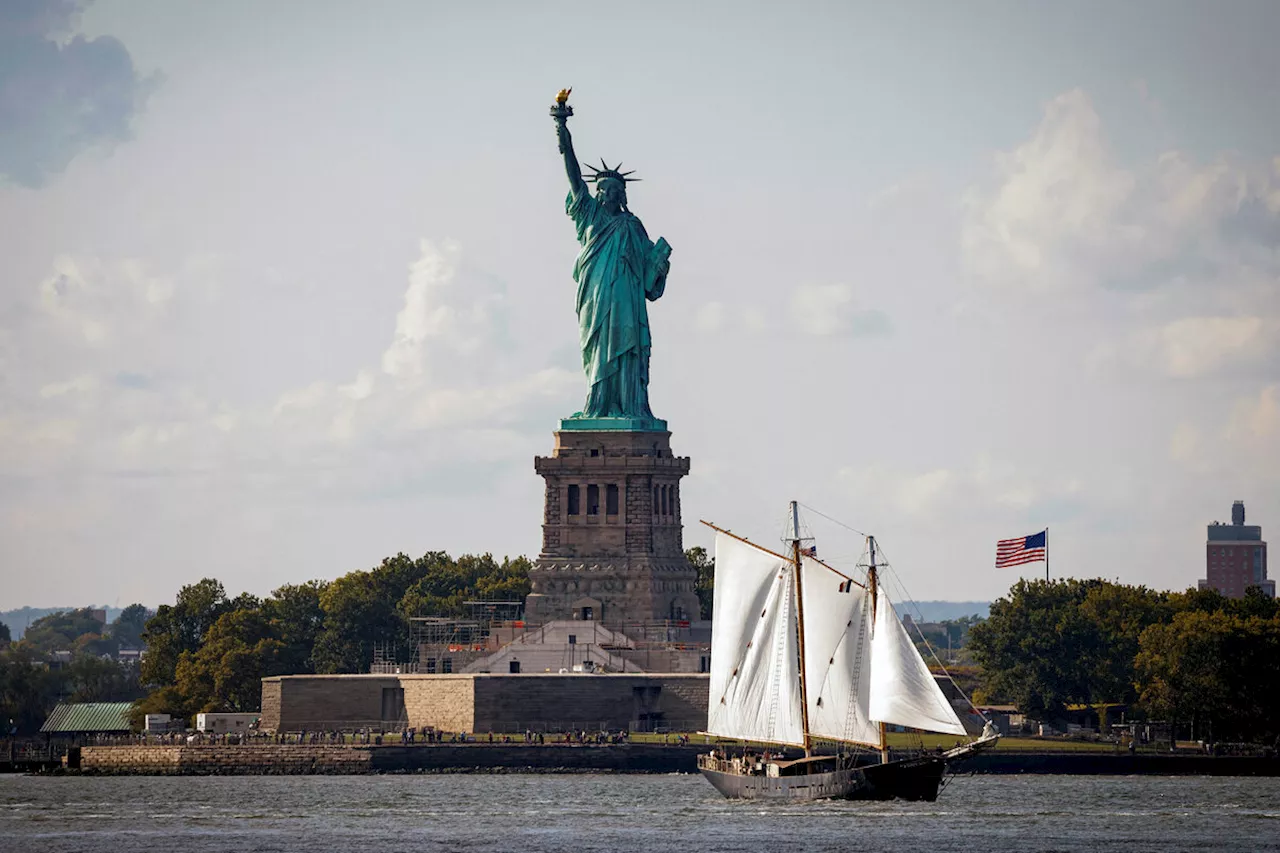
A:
699,753,947,802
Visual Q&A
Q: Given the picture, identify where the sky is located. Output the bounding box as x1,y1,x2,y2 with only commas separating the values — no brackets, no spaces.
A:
1,0,1278,609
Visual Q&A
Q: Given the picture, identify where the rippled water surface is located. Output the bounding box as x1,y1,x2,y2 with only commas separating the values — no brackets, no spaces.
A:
3,773,1279,852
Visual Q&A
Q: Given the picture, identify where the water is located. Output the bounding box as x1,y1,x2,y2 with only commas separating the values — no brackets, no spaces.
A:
3,773,1279,852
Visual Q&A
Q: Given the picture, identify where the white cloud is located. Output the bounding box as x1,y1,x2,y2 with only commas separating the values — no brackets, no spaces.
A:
961,90,1136,291
963,88,1280,380
961,89,1280,296
38,375,98,398
2,239,571,503
380,239,503,379
837,456,1088,521
1170,384,1280,485
1228,384,1280,442
789,284,891,337
741,306,768,333
35,256,175,348
1106,316,1279,379
339,370,375,401
693,301,725,333
894,469,954,514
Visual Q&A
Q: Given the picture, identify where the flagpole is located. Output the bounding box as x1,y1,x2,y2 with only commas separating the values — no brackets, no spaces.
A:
1045,526,1050,582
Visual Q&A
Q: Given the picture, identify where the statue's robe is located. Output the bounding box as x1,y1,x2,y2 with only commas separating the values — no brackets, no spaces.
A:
566,186,670,419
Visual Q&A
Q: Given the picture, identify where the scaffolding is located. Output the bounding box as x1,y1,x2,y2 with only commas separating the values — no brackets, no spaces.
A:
369,604,710,675
369,601,528,675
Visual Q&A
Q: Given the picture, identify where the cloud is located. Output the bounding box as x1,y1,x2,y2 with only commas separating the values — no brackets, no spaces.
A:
39,374,97,398
962,89,1280,296
1102,316,1279,379
1228,384,1280,443
381,239,505,379
0,0,154,188
1,239,572,497
838,456,1089,524
1172,384,1280,481
963,88,1280,380
789,284,891,337
693,301,725,333
689,300,780,335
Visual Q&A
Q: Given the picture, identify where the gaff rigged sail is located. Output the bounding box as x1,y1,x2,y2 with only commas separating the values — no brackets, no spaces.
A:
706,532,806,746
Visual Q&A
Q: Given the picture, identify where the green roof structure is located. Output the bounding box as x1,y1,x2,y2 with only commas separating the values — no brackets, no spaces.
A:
40,702,134,734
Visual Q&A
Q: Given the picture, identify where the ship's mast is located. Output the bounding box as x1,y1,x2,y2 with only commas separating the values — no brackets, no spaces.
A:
790,501,813,757
868,535,889,764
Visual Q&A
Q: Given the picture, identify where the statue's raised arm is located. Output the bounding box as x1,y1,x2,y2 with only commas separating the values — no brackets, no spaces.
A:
550,89,589,197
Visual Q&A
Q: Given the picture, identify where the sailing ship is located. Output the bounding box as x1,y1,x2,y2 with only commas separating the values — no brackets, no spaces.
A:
697,503,999,802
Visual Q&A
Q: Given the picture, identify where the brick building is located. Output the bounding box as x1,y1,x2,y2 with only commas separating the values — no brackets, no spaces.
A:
1199,501,1272,599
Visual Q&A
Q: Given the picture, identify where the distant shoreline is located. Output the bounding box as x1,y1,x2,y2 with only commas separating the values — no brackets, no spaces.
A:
46,743,1280,778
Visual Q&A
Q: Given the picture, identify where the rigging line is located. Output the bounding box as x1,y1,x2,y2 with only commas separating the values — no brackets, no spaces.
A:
796,502,868,538
872,541,990,727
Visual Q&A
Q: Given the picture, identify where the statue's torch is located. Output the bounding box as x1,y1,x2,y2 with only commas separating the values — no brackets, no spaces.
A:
551,88,573,121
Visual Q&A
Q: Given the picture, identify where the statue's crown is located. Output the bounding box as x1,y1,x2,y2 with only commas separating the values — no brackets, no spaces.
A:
584,159,640,184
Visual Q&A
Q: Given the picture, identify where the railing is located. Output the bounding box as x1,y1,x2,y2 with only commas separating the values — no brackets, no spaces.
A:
254,720,709,740
2,738,72,764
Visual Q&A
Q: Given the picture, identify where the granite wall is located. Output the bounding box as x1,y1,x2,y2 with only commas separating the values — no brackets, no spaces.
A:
259,673,709,734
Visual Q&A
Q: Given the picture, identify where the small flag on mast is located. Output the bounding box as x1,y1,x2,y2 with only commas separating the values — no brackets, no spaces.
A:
996,530,1048,569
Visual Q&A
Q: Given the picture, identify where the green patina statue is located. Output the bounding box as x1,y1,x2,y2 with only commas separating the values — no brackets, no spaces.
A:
552,89,671,431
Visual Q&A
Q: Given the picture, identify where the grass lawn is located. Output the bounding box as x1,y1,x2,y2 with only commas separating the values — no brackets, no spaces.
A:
323,731,1128,754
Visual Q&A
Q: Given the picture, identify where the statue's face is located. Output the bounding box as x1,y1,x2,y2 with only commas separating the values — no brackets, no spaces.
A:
596,178,626,212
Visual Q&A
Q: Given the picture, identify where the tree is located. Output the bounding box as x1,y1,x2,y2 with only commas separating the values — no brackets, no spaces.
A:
398,553,532,620
1075,581,1172,710
130,685,196,728
63,654,142,703
141,578,232,686
22,608,108,654
314,551,533,674
313,568,401,674
110,604,151,650
174,608,286,712
1234,586,1280,621
1136,610,1280,743
687,546,714,620
470,555,534,605
263,581,328,674
0,645,56,734
0,621,10,644
73,632,120,659
968,578,1169,721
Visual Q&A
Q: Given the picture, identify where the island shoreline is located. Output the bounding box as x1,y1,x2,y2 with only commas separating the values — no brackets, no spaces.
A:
30,743,1280,777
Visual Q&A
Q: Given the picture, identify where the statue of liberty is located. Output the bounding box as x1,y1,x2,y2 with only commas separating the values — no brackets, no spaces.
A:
551,90,672,428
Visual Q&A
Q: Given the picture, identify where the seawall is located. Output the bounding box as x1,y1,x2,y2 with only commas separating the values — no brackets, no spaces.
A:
964,752,1280,776
72,744,1280,776
75,743,706,775
78,744,374,775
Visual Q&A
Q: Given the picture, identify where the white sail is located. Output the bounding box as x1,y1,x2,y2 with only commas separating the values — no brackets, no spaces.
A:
868,585,967,736
706,532,806,746
799,557,881,746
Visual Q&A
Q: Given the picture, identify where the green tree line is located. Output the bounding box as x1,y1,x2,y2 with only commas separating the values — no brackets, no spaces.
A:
133,552,532,724
969,579,1280,743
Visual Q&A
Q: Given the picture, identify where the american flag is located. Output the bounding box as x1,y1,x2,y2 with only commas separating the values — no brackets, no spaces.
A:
996,530,1047,569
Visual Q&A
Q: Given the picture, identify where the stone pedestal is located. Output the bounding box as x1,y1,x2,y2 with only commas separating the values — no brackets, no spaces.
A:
523,430,699,626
